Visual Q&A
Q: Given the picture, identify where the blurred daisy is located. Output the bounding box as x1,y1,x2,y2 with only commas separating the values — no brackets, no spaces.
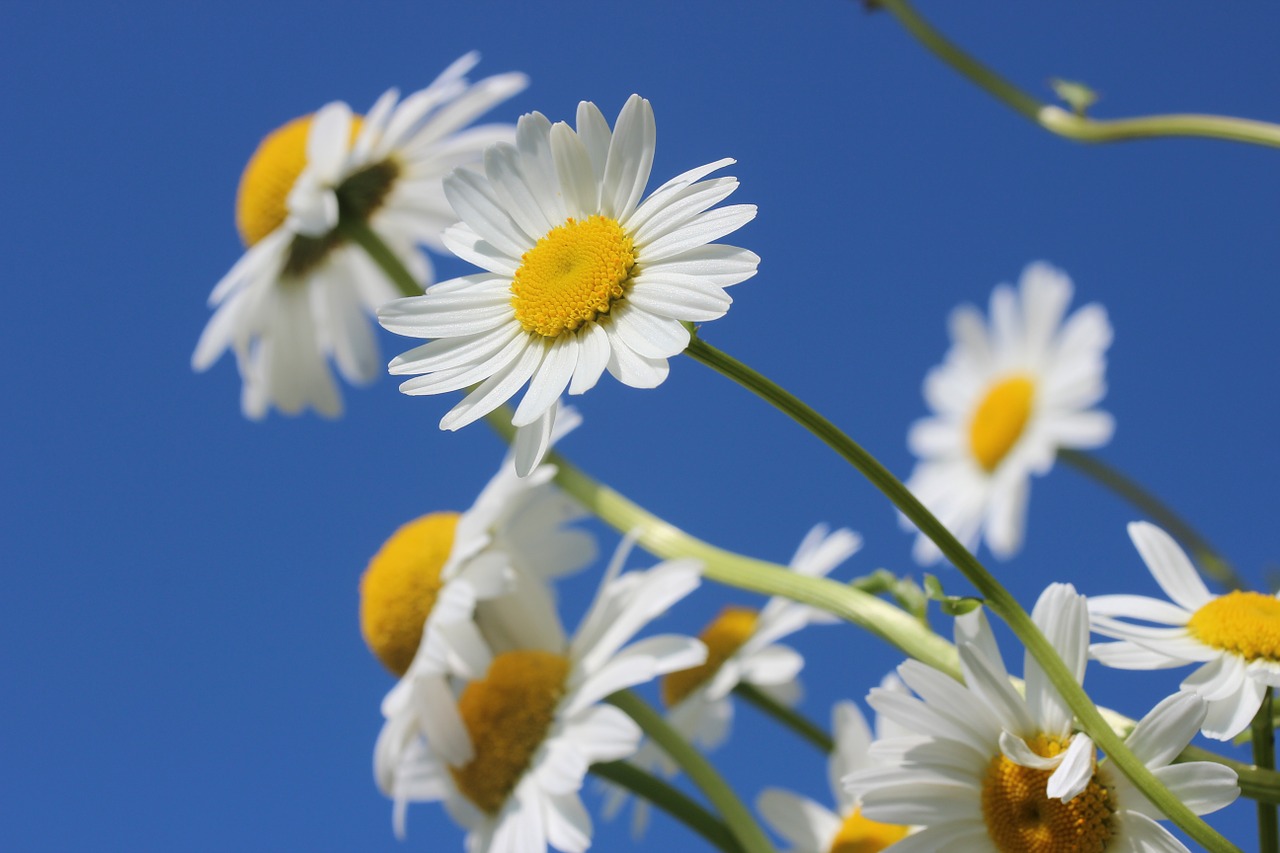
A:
378,93,759,475
757,691,911,853
193,53,528,418
394,548,707,850
1090,521,1280,740
846,584,1237,852
904,262,1113,563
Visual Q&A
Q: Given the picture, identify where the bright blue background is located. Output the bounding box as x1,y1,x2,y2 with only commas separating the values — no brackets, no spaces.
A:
3,1,1278,850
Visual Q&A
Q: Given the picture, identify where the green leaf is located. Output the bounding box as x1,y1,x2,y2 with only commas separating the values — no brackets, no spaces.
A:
923,573,984,615
1049,77,1099,116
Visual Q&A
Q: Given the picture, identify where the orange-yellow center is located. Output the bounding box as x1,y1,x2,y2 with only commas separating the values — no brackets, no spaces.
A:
662,605,758,708
1188,591,1280,662
981,734,1114,853
969,375,1036,472
359,512,459,677
511,215,636,338
450,650,571,813
828,807,910,853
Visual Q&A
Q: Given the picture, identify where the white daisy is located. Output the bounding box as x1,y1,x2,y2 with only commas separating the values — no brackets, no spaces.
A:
756,686,912,853
193,53,528,418
845,583,1238,852
1089,521,1280,740
904,262,1114,563
377,93,759,475
392,545,708,851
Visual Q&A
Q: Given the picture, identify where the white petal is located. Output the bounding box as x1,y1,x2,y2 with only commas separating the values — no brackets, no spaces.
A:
958,641,1035,735
1117,812,1191,853
550,122,598,219
1127,522,1213,612
307,101,353,181
440,342,544,431
1088,640,1188,670
568,323,610,395
609,306,690,360
1200,669,1266,740
443,167,532,258
756,789,840,852
512,338,577,427
1087,594,1190,625
1151,762,1239,815
513,406,556,479
601,94,655,221
1046,734,1095,801
639,204,757,264
544,792,592,853
574,101,611,182
604,333,669,389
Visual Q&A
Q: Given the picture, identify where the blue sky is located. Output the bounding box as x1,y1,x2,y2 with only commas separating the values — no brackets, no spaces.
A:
3,1,1279,850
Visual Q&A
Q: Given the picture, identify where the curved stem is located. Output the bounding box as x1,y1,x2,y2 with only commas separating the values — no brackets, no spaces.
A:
1058,449,1243,590
606,691,774,853
589,761,743,853
1254,690,1278,851
683,335,1239,853
874,0,1280,149
734,683,833,753
335,218,423,297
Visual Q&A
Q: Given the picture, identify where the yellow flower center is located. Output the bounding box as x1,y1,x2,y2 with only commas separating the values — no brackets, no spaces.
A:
828,807,910,853
981,734,1114,853
450,650,571,814
969,375,1036,472
511,215,636,338
662,605,758,708
358,512,459,677
1188,591,1280,662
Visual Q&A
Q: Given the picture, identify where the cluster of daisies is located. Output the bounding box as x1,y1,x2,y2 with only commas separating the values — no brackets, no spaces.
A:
192,52,1274,853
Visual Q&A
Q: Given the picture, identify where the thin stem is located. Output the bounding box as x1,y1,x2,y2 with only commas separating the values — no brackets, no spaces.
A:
589,761,742,853
1059,449,1243,590
1255,689,1278,852
684,335,1239,853
734,683,833,753
606,691,774,853
874,0,1280,149
336,217,423,297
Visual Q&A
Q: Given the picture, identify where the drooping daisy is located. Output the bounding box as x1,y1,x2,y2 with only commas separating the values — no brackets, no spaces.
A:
392,546,708,851
193,53,528,418
377,94,759,475
845,584,1237,852
757,687,911,853
1089,521,1280,740
904,262,1114,564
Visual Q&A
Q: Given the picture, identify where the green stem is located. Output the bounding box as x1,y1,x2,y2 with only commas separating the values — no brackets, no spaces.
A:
1255,689,1278,852
683,335,1239,853
589,761,742,853
734,683,833,753
606,692,774,853
874,0,1280,149
336,217,423,297
1058,449,1243,590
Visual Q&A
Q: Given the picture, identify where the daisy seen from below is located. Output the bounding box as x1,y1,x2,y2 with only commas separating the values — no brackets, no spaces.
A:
845,583,1238,852
1089,520,1280,740
756,684,912,853
361,411,596,820
193,53,528,418
904,262,1114,564
389,543,708,852
378,93,760,475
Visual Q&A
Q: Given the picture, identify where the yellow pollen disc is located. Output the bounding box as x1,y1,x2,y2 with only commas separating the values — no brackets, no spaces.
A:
511,215,636,338
828,807,910,853
450,650,571,814
1188,591,1280,662
235,113,362,248
969,375,1037,473
662,605,758,708
981,734,1114,853
358,512,459,677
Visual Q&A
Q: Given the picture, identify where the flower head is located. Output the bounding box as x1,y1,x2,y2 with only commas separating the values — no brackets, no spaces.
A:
378,94,759,475
194,53,528,418
904,262,1113,563
1089,521,1280,740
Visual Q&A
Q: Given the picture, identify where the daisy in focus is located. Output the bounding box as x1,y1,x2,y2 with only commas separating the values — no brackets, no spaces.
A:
845,583,1237,852
1089,521,1280,740
378,94,759,475
904,262,1114,564
193,53,528,418
390,545,707,851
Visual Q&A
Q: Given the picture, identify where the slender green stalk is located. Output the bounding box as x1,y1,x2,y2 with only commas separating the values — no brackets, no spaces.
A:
1255,689,1278,852
589,761,742,853
684,335,1238,853
606,691,774,853
335,218,423,297
874,0,1280,149
734,683,834,753
1058,449,1243,590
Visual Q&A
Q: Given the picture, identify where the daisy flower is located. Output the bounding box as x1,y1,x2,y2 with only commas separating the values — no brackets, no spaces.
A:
193,53,528,418
1089,521,1280,740
756,687,912,853
904,262,1114,564
377,94,759,475
845,584,1237,852
392,546,708,851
